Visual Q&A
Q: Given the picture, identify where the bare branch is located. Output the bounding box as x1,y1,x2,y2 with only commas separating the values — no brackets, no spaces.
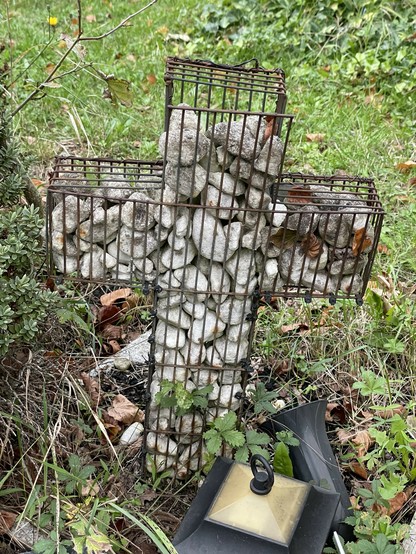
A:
79,0,157,41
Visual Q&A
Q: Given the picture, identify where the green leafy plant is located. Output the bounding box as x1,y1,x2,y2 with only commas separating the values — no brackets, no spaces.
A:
352,369,387,397
247,381,279,415
203,411,246,454
272,431,300,478
155,380,214,416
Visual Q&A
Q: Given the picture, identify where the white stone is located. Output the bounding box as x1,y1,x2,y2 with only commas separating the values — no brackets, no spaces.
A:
183,300,206,319
159,128,210,167
174,265,209,301
318,213,352,248
169,103,200,131
118,225,158,259
78,205,121,243
206,185,239,220
207,120,261,160
208,382,220,401
308,242,329,272
218,383,243,410
215,337,249,365
210,262,231,303
150,417,171,432
205,346,223,368
107,240,131,264
146,454,174,474
266,200,287,228
148,407,176,427
219,370,242,385
160,241,197,270
279,245,307,285
155,322,186,349
180,340,207,365
233,276,258,299
301,270,336,293
223,222,243,257
226,249,257,285
52,195,90,234
191,369,219,386
188,310,226,344
121,192,155,231
192,209,227,262
165,162,207,198
218,297,251,326
80,246,106,279
208,171,246,195
53,252,79,274
51,231,78,256
175,413,204,445
216,146,234,170
229,157,274,190
155,365,188,383
113,357,131,371
206,407,229,423
254,135,284,176
157,306,192,329
340,273,364,295
146,432,178,456
119,422,144,445
225,322,252,342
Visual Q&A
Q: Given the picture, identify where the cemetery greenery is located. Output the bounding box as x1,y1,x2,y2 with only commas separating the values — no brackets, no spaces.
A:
0,0,415,552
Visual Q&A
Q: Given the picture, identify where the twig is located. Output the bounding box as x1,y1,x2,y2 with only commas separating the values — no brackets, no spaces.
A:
79,0,158,42
10,0,157,118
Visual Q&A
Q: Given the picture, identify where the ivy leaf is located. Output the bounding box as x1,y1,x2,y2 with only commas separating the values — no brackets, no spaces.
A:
105,76,133,107
222,429,245,448
273,441,294,477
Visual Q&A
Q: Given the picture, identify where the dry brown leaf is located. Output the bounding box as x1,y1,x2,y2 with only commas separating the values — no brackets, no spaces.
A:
325,403,347,424
286,185,313,204
263,115,277,142
0,510,17,534
352,227,373,256
396,160,416,173
146,74,157,85
280,322,309,335
80,371,100,407
100,324,124,341
372,405,406,419
306,133,325,143
81,479,100,497
377,243,390,255
352,429,374,457
337,428,357,444
408,177,416,186
100,288,132,306
374,491,408,516
269,228,298,249
107,394,145,425
108,339,121,353
301,234,322,258
348,461,368,479
85,14,96,23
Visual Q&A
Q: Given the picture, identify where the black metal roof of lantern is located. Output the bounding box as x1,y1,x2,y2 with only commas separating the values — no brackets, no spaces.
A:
173,455,340,554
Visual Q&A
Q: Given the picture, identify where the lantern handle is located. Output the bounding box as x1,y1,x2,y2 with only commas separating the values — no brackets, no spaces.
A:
250,454,274,495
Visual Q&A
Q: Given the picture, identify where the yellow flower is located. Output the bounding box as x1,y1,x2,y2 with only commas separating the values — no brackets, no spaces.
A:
48,16,58,26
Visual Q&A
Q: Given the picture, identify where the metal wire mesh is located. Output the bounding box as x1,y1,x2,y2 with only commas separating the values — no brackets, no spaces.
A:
46,58,385,479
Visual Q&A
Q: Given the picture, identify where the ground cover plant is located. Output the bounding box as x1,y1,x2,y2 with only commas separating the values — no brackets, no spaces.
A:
1,0,415,552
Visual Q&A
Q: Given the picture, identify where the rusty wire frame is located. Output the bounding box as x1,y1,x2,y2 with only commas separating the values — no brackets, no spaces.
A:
46,57,385,478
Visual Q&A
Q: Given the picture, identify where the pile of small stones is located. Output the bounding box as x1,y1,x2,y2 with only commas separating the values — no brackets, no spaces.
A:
49,103,374,476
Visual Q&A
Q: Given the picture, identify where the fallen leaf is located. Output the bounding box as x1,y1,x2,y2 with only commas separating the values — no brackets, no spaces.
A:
108,339,121,353
85,14,96,23
100,288,132,307
377,243,390,255
60,33,86,59
325,402,347,424
157,25,169,35
97,305,121,327
100,324,124,341
263,115,277,142
107,394,144,425
146,74,157,85
396,160,416,173
133,140,141,148
337,428,357,444
374,491,407,516
280,323,309,335
45,62,56,74
352,227,373,256
81,479,100,497
269,228,298,249
105,76,133,107
348,461,368,479
286,185,313,204
301,234,322,258
371,405,406,419
80,372,100,407
101,412,122,442
409,177,416,186
0,510,17,534
306,133,325,143
352,429,374,457
126,54,137,62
